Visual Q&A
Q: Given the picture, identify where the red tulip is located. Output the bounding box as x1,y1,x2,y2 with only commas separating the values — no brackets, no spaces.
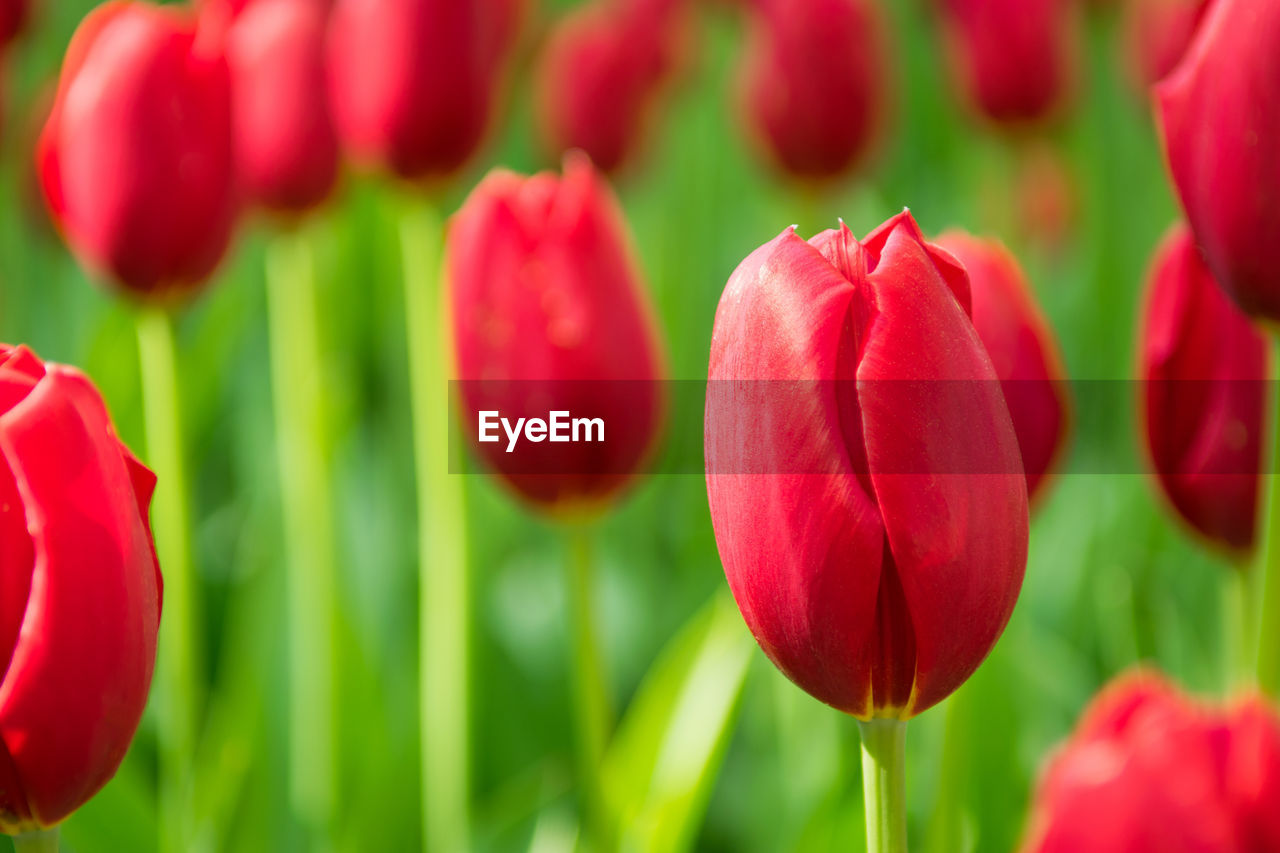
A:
536,0,687,174
1156,0,1280,321
1121,0,1209,88
448,153,666,513
214,0,339,213
935,231,1070,503
37,2,237,300
0,345,161,833
705,211,1028,719
939,0,1075,124
0,0,26,48
737,0,885,180
327,0,514,181
1139,223,1267,554
1021,671,1280,852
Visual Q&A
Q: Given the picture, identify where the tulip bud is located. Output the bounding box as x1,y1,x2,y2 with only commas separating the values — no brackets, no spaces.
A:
1121,0,1209,88
939,0,1075,124
1139,224,1267,554
535,0,687,174
327,0,514,181
0,344,161,833
448,153,666,514
737,0,885,180
1021,671,1280,851
935,231,1070,503
706,211,1028,720
1155,0,1280,321
37,1,237,300
215,0,339,214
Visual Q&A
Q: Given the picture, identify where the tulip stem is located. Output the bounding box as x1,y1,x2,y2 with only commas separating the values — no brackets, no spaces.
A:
12,828,58,853
266,226,338,842
859,719,908,853
135,306,198,853
400,196,471,853
1225,565,1254,690
564,524,613,850
1256,337,1280,695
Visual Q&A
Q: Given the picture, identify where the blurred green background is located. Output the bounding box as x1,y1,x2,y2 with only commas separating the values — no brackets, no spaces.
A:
0,0,1238,851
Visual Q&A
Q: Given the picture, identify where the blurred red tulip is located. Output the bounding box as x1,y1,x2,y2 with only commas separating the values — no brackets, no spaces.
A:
1021,671,1280,852
0,345,161,833
939,0,1075,124
705,211,1028,720
448,153,666,514
1122,0,1209,88
327,0,514,181
215,0,339,214
0,0,25,47
737,0,885,180
1156,0,1280,322
1139,223,1267,554
935,231,1070,503
37,1,237,300
536,0,687,174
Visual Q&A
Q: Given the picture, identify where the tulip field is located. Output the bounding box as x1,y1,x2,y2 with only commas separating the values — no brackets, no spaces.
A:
3,0,1279,852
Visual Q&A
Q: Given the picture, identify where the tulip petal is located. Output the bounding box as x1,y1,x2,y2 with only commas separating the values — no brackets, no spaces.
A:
0,733,32,832
0,367,160,826
1140,225,1267,552
707,228,887,715
1227,699,1280,848
936,232,1070,502
1155,0,1280,320
855,221,1028,716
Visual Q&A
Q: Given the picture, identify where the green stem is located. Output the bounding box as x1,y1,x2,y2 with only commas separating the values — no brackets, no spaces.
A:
565,526,612,851
266,227,337,842
11,828,58,853
858,719,908,853
135,307,198,853
1224,564,1253,690
400,197,470,853
1256,337,1280,695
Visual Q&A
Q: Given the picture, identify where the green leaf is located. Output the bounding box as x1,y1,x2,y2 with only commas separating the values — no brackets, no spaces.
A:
602,591,753,853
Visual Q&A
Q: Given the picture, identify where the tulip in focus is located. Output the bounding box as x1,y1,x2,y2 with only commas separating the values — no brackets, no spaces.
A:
1122,0,1209,88
935,231,1069,502
327,0,514,181
37,1,237,300
214,0,339,213
737,0,885,180
0,345,162,834
536,0,687,173
1156,0,1280,321
706,211,1029,719
1139,224,1268,554
939,0,1075,124
448,153,666,514
1021,670,1280,852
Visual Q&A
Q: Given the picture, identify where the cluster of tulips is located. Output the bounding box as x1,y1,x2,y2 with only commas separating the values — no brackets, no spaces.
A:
1,0,1279,851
